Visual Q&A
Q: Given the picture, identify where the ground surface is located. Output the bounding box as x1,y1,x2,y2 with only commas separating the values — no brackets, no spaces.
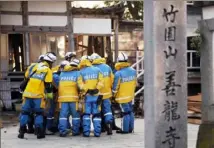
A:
1,119,199,148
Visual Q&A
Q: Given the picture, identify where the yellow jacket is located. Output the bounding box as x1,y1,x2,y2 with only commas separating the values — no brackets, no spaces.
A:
23,61,53,99
92,58,114,99
112,62,137,103
25,63,37,78
51,65,60,73
58,65,81,102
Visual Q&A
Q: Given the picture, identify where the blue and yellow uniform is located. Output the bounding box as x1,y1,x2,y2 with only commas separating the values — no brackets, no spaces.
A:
20,61,53,134
112,62,137,133
92,58,114,129
78,57,104,137
45,71,60,133
46,61,69,133
57,65,81,136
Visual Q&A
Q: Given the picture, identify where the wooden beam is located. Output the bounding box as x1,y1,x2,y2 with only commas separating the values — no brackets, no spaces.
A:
0,6,1,71
1,25,69,33
0,11,66,16
67,1,75,52
22,1,30,66
73,14,111,18
0,11,115,18
114,18,119,62
1,11,22,15
28,12,66,16
22,2,28,26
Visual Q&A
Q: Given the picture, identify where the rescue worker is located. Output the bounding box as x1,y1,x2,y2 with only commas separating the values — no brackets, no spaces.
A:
65,52,77,62
46,60,69,135
51,52,76,72
18,52,57,139
90,53,114,135
58,59,81,137
78,55,104,137
112,52,137,134
21,54,45,134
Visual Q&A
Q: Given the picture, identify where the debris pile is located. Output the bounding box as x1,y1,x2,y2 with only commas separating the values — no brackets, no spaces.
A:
188,93,201,125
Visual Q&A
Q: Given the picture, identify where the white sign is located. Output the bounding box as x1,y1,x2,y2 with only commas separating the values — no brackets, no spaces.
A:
73,18,111,35
29,16,67,26
1,15,22,25
28,1,66,12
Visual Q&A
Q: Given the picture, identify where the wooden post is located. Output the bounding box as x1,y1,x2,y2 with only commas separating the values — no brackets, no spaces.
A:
0,4,1,73
22,1,30,66
67,1,75,52
144,1,187,148
114,17,119,62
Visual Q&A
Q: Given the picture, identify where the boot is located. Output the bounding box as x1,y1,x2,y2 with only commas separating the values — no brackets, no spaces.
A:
18,126,26,139
59,133,68,137
101,118,106,133
27,124,35,134
105,123,113,135
116,129,129,134
36,127,45,139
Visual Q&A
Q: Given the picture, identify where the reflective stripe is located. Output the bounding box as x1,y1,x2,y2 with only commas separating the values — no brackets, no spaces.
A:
59,118,67,120
112,90,117,93
93,118,101,121
47,117,54,120
23,92,40,97
72,118,80,120
83,117,90,120
99,92,111,95
104,112,112,116
79,84,84,89
120,104,124,112
97,82,104,86
58,96,78,98
116,96,132,101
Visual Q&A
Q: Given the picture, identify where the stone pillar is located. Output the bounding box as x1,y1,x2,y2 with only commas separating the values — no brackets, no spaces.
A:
144,1,187,148
196,18,214,148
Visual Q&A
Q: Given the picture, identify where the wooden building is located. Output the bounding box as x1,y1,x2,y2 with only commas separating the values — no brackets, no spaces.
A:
0,1,125,73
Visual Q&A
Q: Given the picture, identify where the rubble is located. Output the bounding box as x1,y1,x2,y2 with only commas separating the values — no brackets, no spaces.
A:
188,93,202,125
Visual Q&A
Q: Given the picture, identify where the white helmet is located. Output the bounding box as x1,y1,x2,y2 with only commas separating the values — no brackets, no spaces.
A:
90,53,101,60
38,54,45,61
60,60,69,66
43,52,57,63
70,59,80,66
65,52,76,59
117,52,128,62
80,55,90,61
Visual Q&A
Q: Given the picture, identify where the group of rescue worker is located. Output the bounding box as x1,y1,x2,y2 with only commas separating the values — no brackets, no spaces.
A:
18,50,137,139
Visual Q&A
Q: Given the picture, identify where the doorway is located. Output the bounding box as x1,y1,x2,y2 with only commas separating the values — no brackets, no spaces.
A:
8,34,24,72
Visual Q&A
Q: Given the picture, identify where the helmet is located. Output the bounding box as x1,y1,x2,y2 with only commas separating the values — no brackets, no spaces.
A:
70,59,80,67
43,52,57,63
117,52,128,62
38,54,45,61
65,52,76,60
60,60,69,66
90,53,101,60
80,55,90,61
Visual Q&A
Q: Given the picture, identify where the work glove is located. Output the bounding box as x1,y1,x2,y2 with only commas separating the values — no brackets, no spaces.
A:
97,95,103,106
46,93,53,99
87,89,99,95
111,97,117,103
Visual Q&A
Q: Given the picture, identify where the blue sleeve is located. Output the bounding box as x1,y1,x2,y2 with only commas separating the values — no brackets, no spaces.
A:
53,73,60,88
112,71,121,95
